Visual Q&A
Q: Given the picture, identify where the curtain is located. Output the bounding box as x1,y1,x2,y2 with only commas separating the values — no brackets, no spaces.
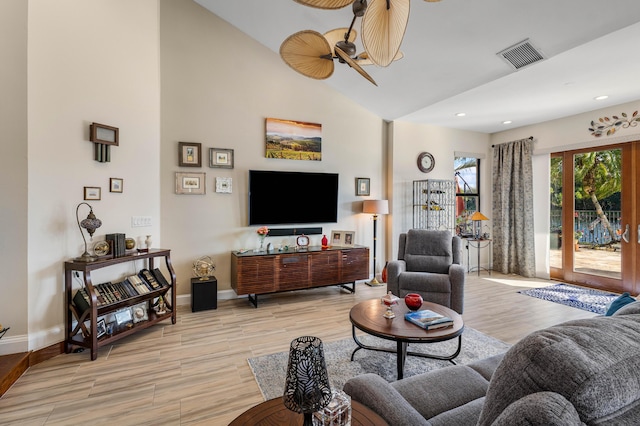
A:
492,138,536,277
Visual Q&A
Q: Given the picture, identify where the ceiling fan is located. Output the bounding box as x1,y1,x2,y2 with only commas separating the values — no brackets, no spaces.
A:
280,0,438,85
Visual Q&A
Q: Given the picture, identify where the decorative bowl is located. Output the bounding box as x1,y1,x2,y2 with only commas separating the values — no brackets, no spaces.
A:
404,293,423,311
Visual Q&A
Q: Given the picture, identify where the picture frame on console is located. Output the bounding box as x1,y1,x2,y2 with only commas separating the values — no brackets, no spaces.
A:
331,230,356,247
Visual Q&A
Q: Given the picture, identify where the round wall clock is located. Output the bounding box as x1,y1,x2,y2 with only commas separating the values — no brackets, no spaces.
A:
417,152,435,173
296,234,310,249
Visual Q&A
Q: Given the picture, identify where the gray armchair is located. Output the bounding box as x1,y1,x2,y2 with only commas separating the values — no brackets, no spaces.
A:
387,229,465,314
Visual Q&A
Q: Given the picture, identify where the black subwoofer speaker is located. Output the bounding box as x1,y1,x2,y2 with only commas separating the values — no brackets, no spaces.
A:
191,277,217,312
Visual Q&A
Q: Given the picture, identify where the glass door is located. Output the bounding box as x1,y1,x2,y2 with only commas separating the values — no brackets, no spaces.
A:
551,142,640,295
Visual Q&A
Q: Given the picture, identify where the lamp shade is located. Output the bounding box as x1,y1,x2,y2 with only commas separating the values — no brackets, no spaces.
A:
363,199,389,215
470,211,489,221
283,336,332,424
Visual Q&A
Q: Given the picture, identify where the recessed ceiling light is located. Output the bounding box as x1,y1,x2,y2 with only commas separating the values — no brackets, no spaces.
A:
502,120,512,125
455,112,466,117
594,95,609,101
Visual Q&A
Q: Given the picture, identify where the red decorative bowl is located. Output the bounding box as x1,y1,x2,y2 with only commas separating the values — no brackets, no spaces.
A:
404,293,423,311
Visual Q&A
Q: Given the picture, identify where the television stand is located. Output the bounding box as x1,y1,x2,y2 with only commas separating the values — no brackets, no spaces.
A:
231,245,369,307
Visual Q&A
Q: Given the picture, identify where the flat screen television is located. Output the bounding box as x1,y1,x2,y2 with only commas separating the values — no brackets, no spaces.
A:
249,170,339,225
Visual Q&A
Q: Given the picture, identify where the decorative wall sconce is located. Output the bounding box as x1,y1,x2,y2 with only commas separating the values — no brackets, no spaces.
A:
75,202,102,262
90,122,119,162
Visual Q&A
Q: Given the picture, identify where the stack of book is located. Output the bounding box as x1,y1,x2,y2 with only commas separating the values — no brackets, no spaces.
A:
404,309,454,330
72,269,171,313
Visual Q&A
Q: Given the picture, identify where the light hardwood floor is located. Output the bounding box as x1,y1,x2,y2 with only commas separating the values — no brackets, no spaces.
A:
0,273,596,425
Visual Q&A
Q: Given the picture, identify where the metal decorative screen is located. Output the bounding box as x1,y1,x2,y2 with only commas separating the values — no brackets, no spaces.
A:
413,179,456,232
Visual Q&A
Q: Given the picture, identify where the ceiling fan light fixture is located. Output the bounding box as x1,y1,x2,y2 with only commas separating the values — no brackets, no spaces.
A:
336,40,357,58
353,0,368,16
361,0,410,67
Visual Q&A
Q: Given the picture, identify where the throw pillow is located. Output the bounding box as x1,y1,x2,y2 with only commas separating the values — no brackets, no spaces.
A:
605,292,636,316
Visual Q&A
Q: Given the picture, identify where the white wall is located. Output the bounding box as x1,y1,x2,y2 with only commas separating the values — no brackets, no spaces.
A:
390,121,491,264
490,99,640,278
160,0,386,294
0,0,28,354
18,0,161,353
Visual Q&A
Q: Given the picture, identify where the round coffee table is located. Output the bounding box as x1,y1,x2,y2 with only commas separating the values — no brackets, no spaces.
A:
229,397,388,425
349,299,464,380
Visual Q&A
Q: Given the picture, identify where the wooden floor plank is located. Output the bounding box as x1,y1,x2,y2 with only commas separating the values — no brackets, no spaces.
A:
0,273,598,424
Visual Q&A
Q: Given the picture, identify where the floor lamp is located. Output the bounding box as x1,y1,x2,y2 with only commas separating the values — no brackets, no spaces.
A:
363,199,389,286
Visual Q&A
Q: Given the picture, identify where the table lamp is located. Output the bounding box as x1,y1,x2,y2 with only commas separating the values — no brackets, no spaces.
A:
283,336,332,426
363,199,389,286
470,211,489,239
75,202,102,262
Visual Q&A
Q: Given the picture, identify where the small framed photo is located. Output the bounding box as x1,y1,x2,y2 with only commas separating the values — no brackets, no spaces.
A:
215,177,233,193
84,186,101,200
109,178,123,193
96,318,107,338
90,122,119,146
209,148,234,169
132,303,149,324
114,308,133,325
356,178,370,196
178,141,202,167
331,230,356,247
175,172,206,195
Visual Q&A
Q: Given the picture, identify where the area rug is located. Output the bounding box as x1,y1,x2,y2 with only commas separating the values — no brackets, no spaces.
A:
248,327,510,400
518,283,618,314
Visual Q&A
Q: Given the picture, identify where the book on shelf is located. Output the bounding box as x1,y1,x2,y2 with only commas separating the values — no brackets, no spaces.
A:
404,309,454,330
73,289,91,314
152,268,171,288
139,269,162,290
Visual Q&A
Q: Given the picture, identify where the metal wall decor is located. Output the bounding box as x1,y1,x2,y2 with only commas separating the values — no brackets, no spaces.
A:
589,111,639,137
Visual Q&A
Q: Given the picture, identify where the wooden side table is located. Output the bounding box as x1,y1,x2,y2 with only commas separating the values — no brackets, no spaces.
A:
229,397,388,425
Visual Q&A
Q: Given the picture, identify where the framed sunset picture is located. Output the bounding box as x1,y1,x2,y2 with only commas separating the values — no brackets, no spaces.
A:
265,117,322,161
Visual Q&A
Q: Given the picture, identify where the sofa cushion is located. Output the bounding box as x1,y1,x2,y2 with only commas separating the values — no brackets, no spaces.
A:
605,292,636,316
491,392,584,426
477,314,640,426
404,230,453,274
392,364,491,422
612,299,640,316
343,373,430,426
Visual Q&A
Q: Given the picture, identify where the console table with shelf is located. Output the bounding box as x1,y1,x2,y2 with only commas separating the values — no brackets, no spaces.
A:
64,249,176,360
231,245,369,307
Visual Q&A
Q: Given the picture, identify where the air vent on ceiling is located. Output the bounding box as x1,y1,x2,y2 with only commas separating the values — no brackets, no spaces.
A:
497,39,545,70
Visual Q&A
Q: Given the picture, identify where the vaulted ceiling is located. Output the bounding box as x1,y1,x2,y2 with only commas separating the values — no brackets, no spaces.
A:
195,0,640,133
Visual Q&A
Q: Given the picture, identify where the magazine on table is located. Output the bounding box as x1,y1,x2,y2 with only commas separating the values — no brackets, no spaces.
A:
405,309,454,330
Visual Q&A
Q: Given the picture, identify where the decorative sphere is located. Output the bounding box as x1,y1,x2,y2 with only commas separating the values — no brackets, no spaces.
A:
193,256,215,279
404,293,423,311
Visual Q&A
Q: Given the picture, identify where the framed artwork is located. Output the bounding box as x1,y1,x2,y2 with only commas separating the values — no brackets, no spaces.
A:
175,172,206,195
331,230,356,246
96,319,107,338
110,178,123,193
355,177,370,196
209,148,234,169
178,141,202,167
90,122,119,146
215,177,232,193
84,186,101,200
265,117,322,161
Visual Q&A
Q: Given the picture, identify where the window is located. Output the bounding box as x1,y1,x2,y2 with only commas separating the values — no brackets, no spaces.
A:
454,156,480,236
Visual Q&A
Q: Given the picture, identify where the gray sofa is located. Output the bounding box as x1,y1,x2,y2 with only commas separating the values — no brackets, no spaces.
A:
387,229,465,314
343,301,640,425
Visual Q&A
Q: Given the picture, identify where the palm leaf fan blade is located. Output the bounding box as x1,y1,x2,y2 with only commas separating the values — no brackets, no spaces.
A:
294,0,354,9
361,0,410,67
280,30,334,80
335,46,378,86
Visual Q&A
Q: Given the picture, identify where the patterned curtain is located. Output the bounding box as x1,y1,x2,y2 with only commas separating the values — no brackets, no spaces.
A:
492,138,536,277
